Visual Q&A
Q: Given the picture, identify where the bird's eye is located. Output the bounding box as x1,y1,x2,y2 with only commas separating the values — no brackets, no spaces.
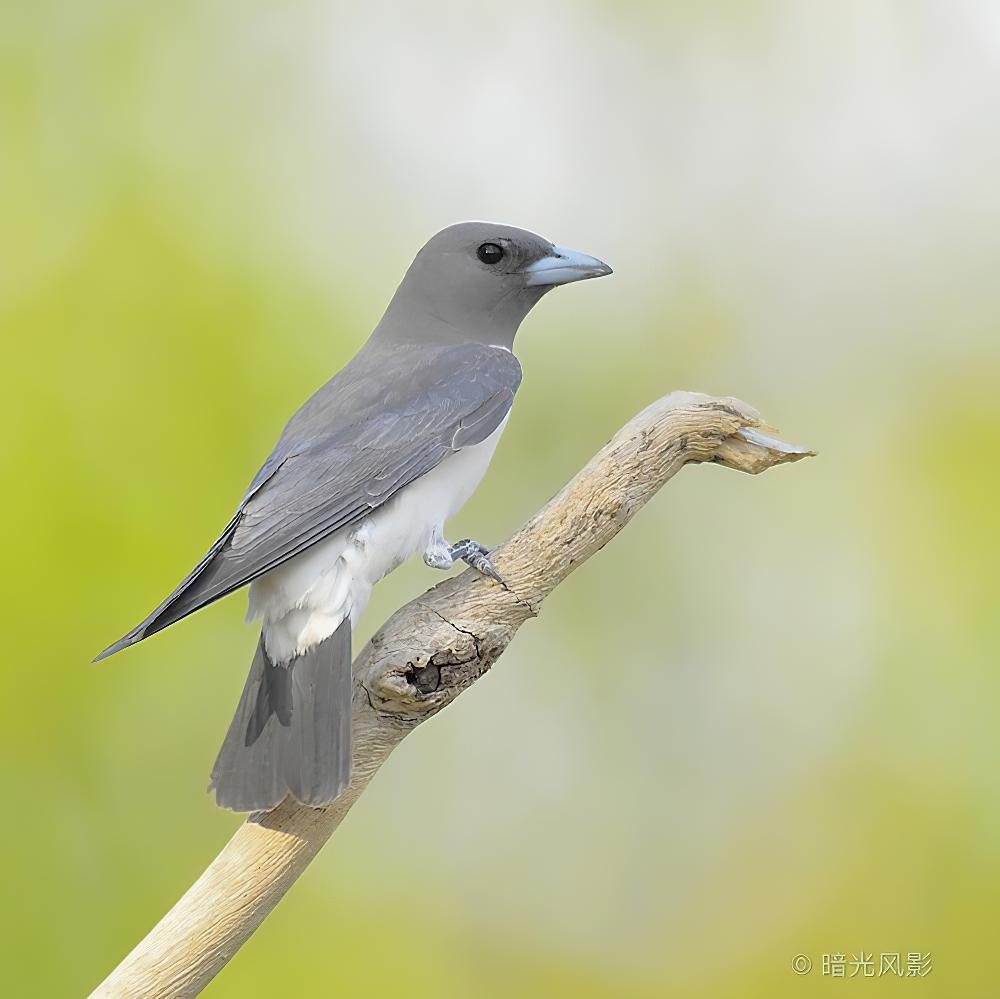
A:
477,242,504,265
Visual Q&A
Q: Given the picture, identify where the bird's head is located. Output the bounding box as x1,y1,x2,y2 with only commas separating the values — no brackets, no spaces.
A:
377,221,612,347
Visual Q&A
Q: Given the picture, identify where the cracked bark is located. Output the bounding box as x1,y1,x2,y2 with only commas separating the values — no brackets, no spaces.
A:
91,391,814,998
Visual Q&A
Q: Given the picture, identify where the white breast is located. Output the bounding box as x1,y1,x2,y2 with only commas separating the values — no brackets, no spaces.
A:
248,417,508,663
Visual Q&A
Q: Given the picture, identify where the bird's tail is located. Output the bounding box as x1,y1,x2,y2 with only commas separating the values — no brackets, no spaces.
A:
210,620,352,812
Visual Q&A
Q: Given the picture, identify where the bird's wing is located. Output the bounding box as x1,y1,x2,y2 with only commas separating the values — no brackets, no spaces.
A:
97,343,521,659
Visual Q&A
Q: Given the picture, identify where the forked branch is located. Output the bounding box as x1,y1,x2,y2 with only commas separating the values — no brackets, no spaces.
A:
92,390,814,998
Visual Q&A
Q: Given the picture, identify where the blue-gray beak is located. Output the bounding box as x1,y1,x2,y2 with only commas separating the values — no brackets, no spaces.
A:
524,245,613,287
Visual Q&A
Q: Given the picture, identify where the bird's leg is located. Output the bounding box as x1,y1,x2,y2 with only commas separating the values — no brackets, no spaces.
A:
423,526,455,571
423,527,505,585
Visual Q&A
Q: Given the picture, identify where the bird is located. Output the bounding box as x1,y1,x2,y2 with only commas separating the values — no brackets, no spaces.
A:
97,221,612,813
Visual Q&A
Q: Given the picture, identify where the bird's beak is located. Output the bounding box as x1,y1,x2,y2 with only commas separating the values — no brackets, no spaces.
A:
523,245,613,287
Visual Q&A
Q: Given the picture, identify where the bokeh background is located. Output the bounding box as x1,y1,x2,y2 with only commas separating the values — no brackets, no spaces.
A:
3,1,998,996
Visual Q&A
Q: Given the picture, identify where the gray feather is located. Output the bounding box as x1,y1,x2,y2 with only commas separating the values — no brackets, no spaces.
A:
96,341,521,659
210,620,352,812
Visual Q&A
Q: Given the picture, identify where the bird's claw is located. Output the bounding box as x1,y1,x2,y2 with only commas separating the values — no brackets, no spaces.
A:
448,539,505,586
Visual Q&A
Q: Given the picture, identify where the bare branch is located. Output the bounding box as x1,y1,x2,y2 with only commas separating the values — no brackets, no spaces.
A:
91,391,814,998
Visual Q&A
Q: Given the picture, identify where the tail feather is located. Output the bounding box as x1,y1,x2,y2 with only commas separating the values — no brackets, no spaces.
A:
210,621,352,812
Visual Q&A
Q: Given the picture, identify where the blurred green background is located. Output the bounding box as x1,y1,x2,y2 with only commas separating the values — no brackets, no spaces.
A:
3,1,998,996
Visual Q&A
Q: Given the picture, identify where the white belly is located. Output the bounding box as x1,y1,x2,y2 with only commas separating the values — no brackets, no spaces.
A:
247,417,507,663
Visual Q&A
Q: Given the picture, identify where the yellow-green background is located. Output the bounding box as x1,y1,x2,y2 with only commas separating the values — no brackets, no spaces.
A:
3,2,997,996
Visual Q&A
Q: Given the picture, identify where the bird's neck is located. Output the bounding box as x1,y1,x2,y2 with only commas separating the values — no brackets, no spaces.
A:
372,286,549,349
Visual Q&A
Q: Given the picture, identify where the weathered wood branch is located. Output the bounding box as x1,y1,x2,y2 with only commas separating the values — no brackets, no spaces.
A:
91,391,814,998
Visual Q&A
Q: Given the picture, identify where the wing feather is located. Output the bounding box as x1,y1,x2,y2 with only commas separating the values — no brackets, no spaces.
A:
96,342,520,659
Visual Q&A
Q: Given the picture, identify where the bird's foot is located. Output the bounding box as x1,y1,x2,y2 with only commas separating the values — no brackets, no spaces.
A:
423,534,505,585
448,539,505,585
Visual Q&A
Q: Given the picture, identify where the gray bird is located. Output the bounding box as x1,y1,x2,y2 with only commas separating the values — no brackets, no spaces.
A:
97,222,611,812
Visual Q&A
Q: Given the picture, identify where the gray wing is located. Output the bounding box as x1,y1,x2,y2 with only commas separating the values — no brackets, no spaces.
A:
97,342,520,659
